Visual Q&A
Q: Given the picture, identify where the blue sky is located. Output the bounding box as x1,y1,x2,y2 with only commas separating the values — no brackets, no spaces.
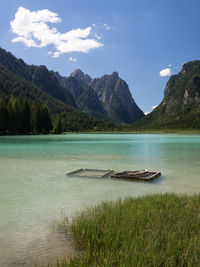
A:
0,0,200,114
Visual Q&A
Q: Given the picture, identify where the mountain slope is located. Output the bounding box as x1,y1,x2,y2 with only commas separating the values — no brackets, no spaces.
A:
89,71,144,123
0,63,73,115
71,69,92,84
0,55,117,132
0,47,76,107
54,72,109,120
61,69,144,124
133,61,200,129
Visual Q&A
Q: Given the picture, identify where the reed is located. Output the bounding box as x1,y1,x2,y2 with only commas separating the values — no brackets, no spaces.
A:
60,193,200,266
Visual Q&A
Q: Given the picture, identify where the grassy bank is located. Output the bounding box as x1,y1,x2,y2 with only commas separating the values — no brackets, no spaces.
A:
60,194,200,266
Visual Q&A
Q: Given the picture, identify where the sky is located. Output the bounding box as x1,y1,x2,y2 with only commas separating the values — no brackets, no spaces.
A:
1,0,200,114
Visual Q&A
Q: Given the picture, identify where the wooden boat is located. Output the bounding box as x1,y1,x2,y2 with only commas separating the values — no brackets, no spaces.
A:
111,170,161,182
67,168,113,178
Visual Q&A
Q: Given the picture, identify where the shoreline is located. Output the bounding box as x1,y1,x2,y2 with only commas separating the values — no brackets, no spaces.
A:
0,129,200,136
58,193,200,266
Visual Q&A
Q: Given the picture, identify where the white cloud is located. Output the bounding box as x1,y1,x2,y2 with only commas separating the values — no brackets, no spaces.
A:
94,33,101,40
145,105,158,115
103,23,110,30
68,57,77,62
159,67,171,77
168,64,172,67
152,105,158,110
10,7,103,57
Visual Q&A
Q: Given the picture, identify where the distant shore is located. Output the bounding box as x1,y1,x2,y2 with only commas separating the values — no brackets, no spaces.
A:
1,129,200,136
82,129,200,134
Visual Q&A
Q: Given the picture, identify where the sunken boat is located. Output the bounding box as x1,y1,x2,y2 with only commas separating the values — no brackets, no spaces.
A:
67,168,113,178
111,170,161,182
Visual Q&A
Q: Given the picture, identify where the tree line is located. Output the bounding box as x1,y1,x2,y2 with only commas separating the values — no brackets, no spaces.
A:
0,95,55,134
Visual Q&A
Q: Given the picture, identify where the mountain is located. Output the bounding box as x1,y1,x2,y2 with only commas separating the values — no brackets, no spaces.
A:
0,47,76,108
54,72,109,120
0,46,143,130
0,47,117,132
71,69,92,84
0,63,72,115
89,71,144,123
56,69,144,124
132,61,200,129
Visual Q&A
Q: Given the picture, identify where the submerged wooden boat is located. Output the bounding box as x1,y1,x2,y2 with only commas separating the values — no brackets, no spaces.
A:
111,170,161,182
67,168,113,178
67,168,161,182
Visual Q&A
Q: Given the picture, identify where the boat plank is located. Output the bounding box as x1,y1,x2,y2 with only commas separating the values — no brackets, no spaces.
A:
67,168,113,178
111,170,161,182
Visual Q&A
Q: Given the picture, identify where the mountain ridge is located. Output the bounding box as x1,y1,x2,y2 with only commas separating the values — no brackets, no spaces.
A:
88,71,144,123
0,47,76,108
55,69,144,124
132,60,200,129
0,47,144,125
54,72,109,121
0,47,117,132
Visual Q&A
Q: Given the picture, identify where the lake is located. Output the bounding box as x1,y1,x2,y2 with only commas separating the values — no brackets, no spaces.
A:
0,134,200,266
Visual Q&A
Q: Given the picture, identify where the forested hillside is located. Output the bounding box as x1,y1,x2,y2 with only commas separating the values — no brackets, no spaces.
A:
0,95,52,134
0,49,118,134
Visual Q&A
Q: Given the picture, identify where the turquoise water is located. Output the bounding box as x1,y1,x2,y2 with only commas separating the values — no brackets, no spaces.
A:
0,134,200,266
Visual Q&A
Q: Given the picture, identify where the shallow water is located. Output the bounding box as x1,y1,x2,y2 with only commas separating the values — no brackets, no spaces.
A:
0,134,200,266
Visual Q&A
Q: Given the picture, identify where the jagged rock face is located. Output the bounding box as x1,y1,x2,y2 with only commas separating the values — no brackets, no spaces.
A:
134,60,200,129
30,66,76,107
89,72,144,123
54,72,107,120
162,61,200,114
56,69,144,124
54,72,83,101
71,69,92,84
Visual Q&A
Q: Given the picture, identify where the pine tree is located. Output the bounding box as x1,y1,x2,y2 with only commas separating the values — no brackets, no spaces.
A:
7,97,15,133
12,98,21,133
41,105,52,134
21,99,31,133
31,103,38,134
0,96,8,134
52,116,62,134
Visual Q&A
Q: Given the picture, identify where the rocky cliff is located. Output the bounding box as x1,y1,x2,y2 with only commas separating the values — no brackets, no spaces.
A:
88,71,144,123
61,69,144,124
133,61,200,129
54,71,109,121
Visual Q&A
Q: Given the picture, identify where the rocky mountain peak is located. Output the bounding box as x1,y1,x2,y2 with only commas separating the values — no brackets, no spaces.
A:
70,69,92,84
56,68,144,124
70,69,84,77
111,71,119,79
89,72,144,123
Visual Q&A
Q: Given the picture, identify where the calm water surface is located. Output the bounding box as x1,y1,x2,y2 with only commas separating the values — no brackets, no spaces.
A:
0,134,200,266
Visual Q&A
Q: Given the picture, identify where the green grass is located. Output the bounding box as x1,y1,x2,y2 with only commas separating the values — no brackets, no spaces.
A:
59,194,200,266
